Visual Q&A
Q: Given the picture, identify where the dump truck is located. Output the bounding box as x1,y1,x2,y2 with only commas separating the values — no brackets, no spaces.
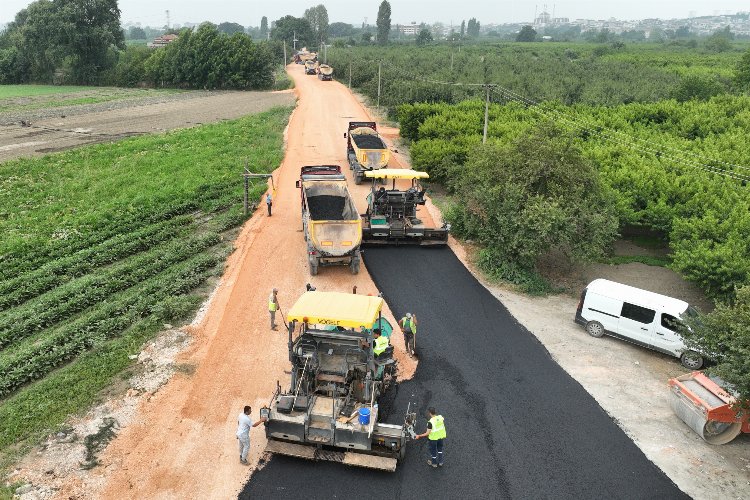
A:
362,169,449,245
296,165,362,275
318,64,334,81
345,122,390,185
305,59,318,75
262,291,416,472
668,371,749,444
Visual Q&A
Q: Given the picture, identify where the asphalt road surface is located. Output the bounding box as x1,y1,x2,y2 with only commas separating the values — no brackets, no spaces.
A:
240,247,688,499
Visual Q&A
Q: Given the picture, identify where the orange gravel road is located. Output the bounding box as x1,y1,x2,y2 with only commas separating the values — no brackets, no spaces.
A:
83,64,419,499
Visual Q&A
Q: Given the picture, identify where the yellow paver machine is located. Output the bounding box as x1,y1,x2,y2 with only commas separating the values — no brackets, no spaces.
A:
262,291,416,471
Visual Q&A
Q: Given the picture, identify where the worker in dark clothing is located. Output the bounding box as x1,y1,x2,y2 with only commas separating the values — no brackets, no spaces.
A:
415,407,446,468
266,192,273,216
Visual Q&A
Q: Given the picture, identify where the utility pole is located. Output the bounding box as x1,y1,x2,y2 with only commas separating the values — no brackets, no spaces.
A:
450,52,454,72
377,62,382,109
293,31,298,51
349,61,352,89
283,40,287,66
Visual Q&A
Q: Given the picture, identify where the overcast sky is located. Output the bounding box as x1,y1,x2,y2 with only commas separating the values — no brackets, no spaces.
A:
1,1,748,28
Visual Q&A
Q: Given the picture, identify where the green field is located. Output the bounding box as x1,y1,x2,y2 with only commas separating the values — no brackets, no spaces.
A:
0,85,103,98
0,86,181,114
0,105,292,469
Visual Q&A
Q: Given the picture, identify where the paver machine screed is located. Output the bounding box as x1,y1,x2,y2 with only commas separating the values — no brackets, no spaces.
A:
345,121,390,185
262,291,416,472
296,165,362,275
362,169,450,245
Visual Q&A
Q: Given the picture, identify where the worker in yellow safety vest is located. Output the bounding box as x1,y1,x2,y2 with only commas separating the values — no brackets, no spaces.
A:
372,329,389,358
415,407,446,468
398,312,418,358
268,288,279,330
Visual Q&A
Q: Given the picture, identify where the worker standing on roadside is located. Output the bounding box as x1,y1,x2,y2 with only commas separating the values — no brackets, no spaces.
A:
415,407,446,468
236,405,266,465
269,288,280,330
266,192,273,216
399,312,418,357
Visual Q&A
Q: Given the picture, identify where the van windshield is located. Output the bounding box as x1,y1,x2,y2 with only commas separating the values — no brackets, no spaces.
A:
683,306,699,318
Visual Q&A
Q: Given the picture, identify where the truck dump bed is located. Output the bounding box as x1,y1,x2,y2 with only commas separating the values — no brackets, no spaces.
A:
298,166,362,274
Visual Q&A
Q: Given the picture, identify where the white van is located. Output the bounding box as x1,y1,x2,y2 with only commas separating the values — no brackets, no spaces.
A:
574,279,703,369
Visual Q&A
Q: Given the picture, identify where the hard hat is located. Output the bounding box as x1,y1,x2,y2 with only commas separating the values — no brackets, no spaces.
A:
406,312,412,318
272,288,278,292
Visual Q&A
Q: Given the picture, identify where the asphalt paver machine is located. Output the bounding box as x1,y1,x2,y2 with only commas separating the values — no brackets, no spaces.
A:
362,169,449,245
262,291,416,471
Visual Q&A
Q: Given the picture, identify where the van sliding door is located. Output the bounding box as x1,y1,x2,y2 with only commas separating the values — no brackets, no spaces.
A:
618,302,656,347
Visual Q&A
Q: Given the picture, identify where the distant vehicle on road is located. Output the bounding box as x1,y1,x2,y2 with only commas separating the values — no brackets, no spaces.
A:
317,64,334,81
575,279,704,369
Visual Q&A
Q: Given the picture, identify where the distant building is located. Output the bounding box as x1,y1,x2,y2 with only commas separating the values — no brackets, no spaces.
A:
398,23,419,35
148,34,178,48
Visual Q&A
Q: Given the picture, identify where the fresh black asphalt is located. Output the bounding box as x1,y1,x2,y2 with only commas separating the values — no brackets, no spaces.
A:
240,246,688,499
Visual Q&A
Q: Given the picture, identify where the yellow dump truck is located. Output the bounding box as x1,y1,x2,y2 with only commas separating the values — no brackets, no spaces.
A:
296,165,362,275
305,59,318,75
317,64,334,81
345,121,390,184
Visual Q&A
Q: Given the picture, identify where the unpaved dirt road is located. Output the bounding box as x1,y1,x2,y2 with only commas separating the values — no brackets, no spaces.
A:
21,66,420,499
0,90,294,163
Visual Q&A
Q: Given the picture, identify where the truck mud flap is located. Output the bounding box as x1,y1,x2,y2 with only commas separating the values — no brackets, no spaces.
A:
265,440,397,472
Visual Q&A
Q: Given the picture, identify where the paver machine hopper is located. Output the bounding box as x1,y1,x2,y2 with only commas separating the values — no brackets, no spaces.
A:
668,371,749,444
262,291,416,471
362,169,449,245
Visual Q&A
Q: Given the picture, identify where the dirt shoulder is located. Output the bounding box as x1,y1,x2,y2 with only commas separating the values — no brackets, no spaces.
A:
0,90,295,163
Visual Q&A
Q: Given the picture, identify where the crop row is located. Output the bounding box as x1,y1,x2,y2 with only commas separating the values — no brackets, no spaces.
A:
0,216,195,312
0,252,219,397
0,233,220,350
0,200,201,282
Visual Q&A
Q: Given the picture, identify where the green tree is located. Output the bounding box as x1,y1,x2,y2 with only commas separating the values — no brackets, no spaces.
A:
128,26,147,40
361,32,373,44
376,0,391,45
329,22,353,37
416,28,433,45
460,20,465,38
681,286,750,406
304,4,329,45
217,22,245,35
447,122,618,279
272,15,314,48
466,18,480,37
516,25,536,42
736,47,750,89
56,0,125,83
260,16,268,39
705,26,733,52
670,75,724,102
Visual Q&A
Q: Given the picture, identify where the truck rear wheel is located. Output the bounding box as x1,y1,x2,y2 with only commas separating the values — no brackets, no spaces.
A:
350,257,360,275
354,172,362,185
309,257,319,276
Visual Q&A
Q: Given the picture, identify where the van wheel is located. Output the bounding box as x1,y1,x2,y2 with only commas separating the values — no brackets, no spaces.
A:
585,321,605,338
680,351,704,370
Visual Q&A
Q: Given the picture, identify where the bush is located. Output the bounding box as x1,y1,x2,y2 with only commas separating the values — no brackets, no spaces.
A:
447,122,619,279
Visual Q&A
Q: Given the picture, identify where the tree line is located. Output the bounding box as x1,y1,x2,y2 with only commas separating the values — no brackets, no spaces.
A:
0,0,279,88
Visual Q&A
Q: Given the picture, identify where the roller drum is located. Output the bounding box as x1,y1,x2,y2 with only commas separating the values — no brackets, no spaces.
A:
669,385,742,445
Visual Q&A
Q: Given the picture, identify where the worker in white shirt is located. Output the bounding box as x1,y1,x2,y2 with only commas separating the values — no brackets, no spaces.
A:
237,405,266,465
